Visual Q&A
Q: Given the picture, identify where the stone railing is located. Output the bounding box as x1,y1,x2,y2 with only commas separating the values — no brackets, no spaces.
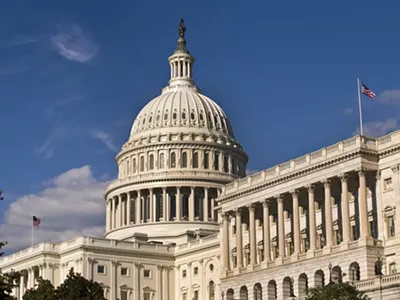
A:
176,233,219,251
354,273,400,291
0,242,60,266
221,129,400,198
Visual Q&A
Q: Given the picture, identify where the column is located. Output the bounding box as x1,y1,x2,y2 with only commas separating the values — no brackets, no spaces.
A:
222,212,230,271
176,187,181,221
235,208,243,268
111,198,115,230
149,189,154,222
210,198,215,221
162,266,169,300
262,200,271,261
307,185,316,250
376,171,385,240
134,263,140,300
156,265,162,300
87,258,93,280
162,188,167,221
358,168,369,238
110,260,116,300
392,165,400,236
189,187,195,221
136,190,141,224
323,179,333,247
291,190,301,254
277,195,286,258
203,188,209,221
340,174,350,243
248,204,257,265
106,200,110,231
19,273,24,300
127,193,131,225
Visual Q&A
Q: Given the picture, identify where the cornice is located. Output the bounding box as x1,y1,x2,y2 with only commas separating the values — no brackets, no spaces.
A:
0,251,60,270
219,149,378,203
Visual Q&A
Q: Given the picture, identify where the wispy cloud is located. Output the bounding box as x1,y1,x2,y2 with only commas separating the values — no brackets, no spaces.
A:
90,130,119,152
353,119,398,138
51,24,98,63
7,35,39,47
378,89,400,105
0,166,111,252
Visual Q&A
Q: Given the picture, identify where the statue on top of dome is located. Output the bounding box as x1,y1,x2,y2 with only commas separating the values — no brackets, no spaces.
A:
179,18,186,38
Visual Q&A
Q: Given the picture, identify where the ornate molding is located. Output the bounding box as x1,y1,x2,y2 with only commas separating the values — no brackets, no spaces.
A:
338,173,348,182
290,189,298,197
247,203,256,212
321,178,331,188
376,170,382,180
391,164,400,174
306,184,314,193
262,199,270,207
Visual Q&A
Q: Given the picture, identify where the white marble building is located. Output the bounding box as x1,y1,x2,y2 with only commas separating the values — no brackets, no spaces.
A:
1,20,400,300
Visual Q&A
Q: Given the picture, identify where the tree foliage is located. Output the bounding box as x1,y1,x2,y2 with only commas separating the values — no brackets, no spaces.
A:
0,241,19,300
55,269,106,300
23,278,56,300
306,282,370,300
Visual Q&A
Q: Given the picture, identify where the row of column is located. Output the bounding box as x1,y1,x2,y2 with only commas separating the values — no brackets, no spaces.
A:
170,57,192,79
222,169,371,272
107,187,217,231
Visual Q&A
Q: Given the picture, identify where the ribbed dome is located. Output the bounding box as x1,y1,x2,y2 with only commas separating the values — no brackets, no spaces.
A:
130,89,234,139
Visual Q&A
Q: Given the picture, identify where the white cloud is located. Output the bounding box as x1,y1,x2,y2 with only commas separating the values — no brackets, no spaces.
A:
353,119,398,138
0,166,110,252
379,89,400,105
51,24,98,63
90,130,119,152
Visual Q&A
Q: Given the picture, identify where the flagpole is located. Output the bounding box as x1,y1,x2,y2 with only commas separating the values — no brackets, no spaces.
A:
31,223,34,247
357,77,364,136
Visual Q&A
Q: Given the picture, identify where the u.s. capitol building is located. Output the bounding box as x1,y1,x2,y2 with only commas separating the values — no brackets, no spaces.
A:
1,21,400,300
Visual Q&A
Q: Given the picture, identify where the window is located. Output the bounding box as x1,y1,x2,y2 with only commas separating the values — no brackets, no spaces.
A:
193,152,198,168
159,153,165,169
121,267,129,276
97,265,105,274
369,220,375,238
214,152,219,170
209,264,214,272
232,225,236,235
121,291,128,300
144,292,151,300
132,158,136,173
126,160,130,175
191,112,195,120
388,216,395,237
164,113,168,120
351,225,358,241
182,112,186,119
143,269,151,278
183,293,187,300
140,156,145,172
384,178,393,190
182,270,187,278
194,267,198,275
389,262,397,274
181,152,187,168
149,154,154,170
171,152,176,168
209,281,215,300
194,290,199,300
173,112,177,119
204,152,209,169
223,155,229,172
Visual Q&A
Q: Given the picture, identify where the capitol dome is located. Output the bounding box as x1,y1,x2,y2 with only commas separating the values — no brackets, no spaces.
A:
104,20,248,243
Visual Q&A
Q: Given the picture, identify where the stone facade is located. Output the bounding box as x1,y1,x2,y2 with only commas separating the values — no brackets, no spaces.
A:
1,21,400,300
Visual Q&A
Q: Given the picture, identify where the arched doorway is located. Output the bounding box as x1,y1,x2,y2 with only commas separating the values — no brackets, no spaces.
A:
282,277,293,299
267,280,277,300
332,266,342,283
314,270,325,287
226,288,234,300
253,283,262,300
298,273,308,297
240,286,248,300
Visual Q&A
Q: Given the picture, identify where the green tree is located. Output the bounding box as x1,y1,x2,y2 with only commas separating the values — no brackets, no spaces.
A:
23,278,56,300
306,282,369,300
55,269,106,300
0,241,20,300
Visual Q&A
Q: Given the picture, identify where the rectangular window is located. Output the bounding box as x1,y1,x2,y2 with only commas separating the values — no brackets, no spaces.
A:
194,267,198,275
194,290,199,300
121,267,129,276
182,270,187,278
183,293,187,300
144,292,151,300
388,216,395,237
369,221,375,238
389,263,397,275
351,225,358,241
121,291,128,300
232,225,236,235
384,178,393,190
143,269,151,278
97,265,105,274
214,152,219,170
204,152,209,169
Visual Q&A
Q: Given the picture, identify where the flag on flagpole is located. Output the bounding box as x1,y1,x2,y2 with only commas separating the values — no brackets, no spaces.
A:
33,216,41,228
361,82,376,99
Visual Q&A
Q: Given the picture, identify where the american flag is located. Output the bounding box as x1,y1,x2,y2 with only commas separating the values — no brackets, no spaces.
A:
361,82,376,99
33,216,41,228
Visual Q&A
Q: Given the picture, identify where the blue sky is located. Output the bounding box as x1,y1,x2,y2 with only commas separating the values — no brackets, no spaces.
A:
1,0,400,252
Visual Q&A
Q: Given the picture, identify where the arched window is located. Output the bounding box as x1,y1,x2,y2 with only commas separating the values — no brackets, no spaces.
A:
182,152,187,168
224,155,229,172
132,158,136,173
171,152,176,168
159,153,165,169
209,281,215,300
193,152,198,168
140,156,145,172
214,152,219,170
126,160,130,175
149,154,154,170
